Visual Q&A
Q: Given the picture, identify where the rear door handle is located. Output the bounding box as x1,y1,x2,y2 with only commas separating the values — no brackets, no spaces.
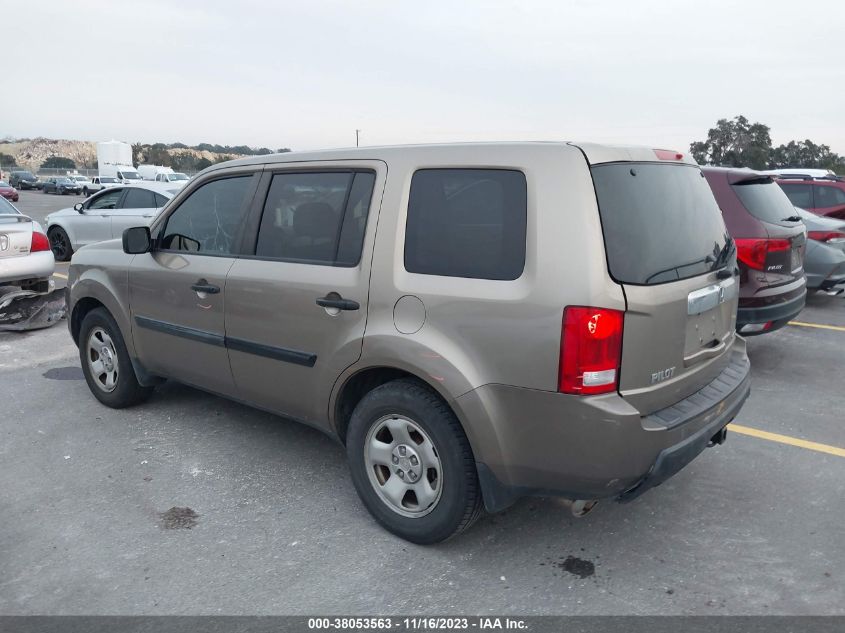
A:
316,295,359,311
191,279,220,294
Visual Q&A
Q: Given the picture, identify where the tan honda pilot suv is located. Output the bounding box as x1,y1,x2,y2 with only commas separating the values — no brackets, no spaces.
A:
66,143,751,543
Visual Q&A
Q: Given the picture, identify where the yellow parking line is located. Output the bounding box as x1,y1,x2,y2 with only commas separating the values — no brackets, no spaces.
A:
53,272,68,280
789,321,845,332
729,423,845,458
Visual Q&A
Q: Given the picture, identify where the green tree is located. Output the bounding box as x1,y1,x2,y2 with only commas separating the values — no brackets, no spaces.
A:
690,115,772,169
41,156,76,169
195,157,213,171
770,140,845,172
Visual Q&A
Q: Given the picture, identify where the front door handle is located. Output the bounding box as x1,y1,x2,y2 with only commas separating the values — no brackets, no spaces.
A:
191,279,220,294
316,295,359,311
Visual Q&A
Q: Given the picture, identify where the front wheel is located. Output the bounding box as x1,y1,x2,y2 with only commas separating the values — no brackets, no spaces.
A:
48,226,73,262
79,308,153,408
346,379,483,544
82,187,89,197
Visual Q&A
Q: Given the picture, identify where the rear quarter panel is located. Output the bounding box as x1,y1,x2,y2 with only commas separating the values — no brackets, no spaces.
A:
353,143,625,402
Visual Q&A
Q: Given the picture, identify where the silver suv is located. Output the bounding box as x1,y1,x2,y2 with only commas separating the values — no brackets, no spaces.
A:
66,143,751,543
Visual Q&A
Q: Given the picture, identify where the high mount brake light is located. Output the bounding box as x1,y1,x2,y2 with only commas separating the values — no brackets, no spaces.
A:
654,149,684,161
559,307,624,396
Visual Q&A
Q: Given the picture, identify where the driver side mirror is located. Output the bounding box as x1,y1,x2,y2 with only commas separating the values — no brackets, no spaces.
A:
73,202,84,213
123,226,151,254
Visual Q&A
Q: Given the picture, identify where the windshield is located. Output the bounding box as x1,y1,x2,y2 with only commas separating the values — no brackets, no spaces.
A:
57,178,74,184
121,172,141,180
100,177,118,183
170,173,189,180
14,171,35,179
0,181,9,187
732,178,799,227
592,163,730,285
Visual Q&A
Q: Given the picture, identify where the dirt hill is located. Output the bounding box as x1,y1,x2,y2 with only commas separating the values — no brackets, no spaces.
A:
0,138,250,171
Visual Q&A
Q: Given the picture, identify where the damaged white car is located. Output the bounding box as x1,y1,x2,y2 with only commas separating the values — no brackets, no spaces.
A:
0,196,54,292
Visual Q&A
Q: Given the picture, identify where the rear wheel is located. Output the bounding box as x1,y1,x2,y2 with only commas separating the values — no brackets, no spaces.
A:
79,308,153,408
82,187,89,197
346,379,483,544
48,226,73,261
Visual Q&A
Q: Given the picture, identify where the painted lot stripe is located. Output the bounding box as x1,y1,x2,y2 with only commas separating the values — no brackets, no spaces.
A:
789,320,845,332
53,272,68,280
729,423,845,458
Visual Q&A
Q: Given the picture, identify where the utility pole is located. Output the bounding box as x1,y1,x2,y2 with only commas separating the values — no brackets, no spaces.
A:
356,129,361,147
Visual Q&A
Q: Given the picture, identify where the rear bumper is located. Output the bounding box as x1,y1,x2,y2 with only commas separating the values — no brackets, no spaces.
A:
737,288,806,333
0,251,55,285
458,341,751,512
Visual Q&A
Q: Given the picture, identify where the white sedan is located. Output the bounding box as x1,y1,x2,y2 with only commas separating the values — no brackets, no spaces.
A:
45,183,178,261
0,196,54,292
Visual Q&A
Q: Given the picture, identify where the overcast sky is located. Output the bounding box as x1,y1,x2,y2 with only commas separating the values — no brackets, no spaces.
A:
4,0,845,154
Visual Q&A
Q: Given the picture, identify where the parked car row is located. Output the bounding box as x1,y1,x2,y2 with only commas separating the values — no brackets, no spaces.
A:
15,141,841,543
5,169,190,193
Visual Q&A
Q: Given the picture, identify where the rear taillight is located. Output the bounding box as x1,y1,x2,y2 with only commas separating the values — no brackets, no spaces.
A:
807,230,845,243
30,231,50,253
734,238,791,271
559,306,624,396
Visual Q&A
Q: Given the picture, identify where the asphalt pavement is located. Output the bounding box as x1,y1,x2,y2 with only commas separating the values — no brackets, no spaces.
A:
1,191,843,615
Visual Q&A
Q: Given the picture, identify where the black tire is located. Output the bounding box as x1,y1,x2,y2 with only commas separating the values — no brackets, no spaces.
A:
48,226,73,262
346,378,484,544
42,187,48,194
83,187,89,197
79,307,153,408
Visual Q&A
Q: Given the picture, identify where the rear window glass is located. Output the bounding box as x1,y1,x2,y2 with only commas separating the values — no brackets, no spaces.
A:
732,178,799,227
405,169,527,280
591,163,728,285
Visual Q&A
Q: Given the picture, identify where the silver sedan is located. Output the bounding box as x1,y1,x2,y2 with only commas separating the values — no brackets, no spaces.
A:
0,197,55,292
45,183,178,262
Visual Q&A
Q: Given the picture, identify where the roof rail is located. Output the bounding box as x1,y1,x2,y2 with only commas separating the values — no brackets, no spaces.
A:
775,174,845,182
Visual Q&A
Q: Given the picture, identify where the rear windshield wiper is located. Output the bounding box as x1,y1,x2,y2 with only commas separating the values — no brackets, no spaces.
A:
711,236,735,271
781,215,801,222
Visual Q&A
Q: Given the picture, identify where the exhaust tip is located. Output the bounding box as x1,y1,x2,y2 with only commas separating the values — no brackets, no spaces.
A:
567,499,599,518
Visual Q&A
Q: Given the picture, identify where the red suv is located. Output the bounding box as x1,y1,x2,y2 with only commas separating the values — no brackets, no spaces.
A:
703,167,807,335
776,175,845,220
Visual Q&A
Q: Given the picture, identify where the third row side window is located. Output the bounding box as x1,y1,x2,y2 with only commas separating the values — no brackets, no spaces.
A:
404,168,527,280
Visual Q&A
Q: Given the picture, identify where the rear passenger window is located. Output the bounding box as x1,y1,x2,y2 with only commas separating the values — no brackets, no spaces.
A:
160,176,253,254
814,185,845,208
404,169,527,280
779,183,813,208
255,171,375,266
121,188,157,209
